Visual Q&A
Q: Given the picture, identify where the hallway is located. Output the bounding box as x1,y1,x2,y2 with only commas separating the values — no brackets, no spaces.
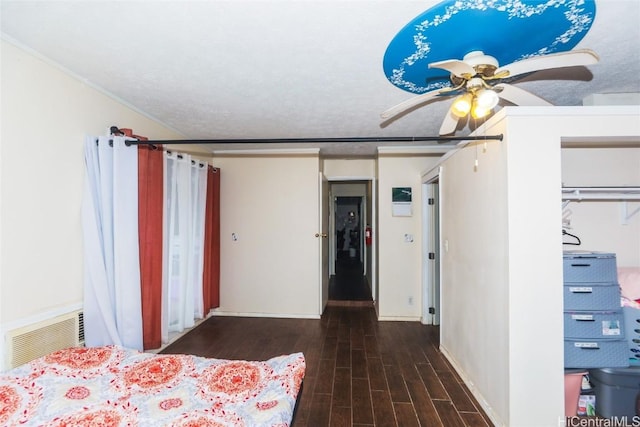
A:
329,250,373,301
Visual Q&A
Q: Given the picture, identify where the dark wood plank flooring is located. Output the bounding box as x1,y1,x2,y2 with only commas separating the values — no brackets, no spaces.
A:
161,305,492,426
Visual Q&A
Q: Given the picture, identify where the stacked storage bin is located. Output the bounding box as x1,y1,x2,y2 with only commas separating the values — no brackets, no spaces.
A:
563,251,628,368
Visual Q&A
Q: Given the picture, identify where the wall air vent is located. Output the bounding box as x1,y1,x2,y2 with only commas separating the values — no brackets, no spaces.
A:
6,310,84,369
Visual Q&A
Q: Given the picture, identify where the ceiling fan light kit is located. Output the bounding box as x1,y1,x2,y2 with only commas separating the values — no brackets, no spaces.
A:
451,87,500,120
449,74,501,120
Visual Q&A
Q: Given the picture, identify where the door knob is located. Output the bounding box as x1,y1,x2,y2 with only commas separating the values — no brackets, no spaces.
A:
315,233,328,238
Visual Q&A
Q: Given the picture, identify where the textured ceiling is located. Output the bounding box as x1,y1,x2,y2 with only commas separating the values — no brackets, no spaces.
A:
1,0,639,156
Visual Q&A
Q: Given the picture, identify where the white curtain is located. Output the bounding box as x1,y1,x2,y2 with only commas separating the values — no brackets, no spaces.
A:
191,162,208,319
81,136,143,350
162,152,208,342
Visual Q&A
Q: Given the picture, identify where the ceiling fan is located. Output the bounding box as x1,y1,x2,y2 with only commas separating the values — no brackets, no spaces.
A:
381,48,599,135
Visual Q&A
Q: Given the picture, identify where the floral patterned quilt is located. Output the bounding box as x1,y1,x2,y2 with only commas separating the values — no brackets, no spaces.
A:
0,345,305,426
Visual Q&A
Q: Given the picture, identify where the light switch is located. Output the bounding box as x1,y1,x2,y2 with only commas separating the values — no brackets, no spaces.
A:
404,233,413,243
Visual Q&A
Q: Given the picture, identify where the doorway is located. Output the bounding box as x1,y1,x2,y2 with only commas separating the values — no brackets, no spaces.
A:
328,181,374,302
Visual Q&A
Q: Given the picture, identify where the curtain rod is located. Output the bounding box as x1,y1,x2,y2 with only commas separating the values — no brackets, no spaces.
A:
109,126,503,146
121,135,503,146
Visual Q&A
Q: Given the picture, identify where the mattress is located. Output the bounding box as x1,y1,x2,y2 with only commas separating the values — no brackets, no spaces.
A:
0,345,305,426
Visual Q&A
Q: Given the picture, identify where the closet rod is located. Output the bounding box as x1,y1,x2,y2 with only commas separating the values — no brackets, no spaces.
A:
562,187,640,201
120,135,504,146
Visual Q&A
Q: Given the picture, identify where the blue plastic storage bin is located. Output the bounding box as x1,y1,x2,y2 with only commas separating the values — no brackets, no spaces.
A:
564,283,623,311
564,339,630,368
564,311,625,339
563,252,618,283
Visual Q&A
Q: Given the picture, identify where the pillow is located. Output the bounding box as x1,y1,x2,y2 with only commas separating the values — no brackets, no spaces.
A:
618,267,640,300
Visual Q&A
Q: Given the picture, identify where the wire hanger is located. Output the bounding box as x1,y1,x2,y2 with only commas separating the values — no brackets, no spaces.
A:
562,229,581,246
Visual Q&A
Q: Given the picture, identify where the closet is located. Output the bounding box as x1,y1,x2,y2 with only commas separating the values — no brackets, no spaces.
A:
561,146,640,418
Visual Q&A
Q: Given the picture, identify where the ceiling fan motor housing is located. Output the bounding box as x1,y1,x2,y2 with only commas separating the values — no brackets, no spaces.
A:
463,51,499,68
448,51,500,88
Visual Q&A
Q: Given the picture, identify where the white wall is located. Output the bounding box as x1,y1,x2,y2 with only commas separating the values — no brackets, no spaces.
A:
435,106,640,426
331,183,367,198
323,158,374,178
437,126,512,424
377,152,441,320
211,151,322,318
211,151,443,322
0,40,185,368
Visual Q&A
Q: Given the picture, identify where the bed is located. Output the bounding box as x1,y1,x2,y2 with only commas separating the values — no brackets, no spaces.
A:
0,345,305,426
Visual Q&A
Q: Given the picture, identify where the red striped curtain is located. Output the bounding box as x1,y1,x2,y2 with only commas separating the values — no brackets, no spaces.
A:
136,139,164,350
203,166,221,312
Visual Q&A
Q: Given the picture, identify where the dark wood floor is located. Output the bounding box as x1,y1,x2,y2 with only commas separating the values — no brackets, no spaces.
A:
161,305,493,426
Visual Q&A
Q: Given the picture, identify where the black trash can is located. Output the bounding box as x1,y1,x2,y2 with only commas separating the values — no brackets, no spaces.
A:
589,366,640,418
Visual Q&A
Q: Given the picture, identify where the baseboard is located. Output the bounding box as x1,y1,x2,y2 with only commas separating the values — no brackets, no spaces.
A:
326,300,374,307
377,315,421,321
440,344,504,427
209,311,321,320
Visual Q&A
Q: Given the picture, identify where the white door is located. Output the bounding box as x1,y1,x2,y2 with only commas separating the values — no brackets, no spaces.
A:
430,181,441,325
422,180,441,325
